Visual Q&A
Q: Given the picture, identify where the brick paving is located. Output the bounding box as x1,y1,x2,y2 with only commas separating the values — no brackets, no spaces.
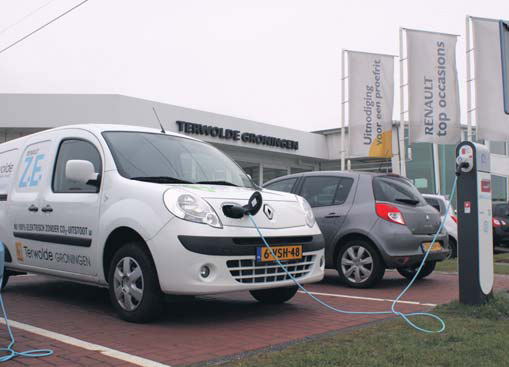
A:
0,270,508,366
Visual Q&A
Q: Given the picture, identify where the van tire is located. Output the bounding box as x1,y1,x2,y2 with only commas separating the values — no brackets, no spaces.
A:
108,243,164,323
250,286,298,304
336,239,385,288
397,261,436,280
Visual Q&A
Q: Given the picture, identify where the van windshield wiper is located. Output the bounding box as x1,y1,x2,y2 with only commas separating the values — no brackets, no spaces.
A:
196,180,238,187
395,197,420,205
130,176,193,184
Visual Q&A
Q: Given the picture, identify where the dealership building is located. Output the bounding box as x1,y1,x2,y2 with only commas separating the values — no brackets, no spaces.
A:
1,93,509,200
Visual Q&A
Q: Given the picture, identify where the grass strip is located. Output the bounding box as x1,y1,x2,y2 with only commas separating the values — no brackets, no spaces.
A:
222,293,509,367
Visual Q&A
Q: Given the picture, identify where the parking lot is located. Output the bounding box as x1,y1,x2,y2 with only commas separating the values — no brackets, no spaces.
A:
2,270,509,367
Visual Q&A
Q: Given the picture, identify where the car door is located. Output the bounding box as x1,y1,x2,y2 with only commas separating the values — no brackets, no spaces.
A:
297,175,354,246
36,129,103,276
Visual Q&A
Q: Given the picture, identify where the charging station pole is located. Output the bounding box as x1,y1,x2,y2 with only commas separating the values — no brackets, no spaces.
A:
456,142,494,305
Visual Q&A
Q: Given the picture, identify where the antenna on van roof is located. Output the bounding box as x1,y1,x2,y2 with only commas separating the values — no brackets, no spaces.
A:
152,107,166,133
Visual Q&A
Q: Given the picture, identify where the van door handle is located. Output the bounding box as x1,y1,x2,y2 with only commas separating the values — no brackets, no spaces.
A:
41,205,53,213
28,204,39,212
325,212,341,218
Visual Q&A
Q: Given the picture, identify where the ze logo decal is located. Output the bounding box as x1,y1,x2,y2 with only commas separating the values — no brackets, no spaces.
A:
18,153,45,188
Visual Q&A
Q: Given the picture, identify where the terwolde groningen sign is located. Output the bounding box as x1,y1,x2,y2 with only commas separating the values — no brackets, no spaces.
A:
176,121,299,151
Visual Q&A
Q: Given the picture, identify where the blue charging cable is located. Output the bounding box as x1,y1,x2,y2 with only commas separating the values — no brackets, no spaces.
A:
0,253,53,362
248,176,457,333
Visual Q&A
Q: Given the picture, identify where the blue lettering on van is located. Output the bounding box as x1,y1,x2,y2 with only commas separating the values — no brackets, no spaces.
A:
18,154,45,188
29,154,44,187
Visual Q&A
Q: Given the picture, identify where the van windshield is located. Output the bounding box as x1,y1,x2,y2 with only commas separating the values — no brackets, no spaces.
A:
102,131,255,188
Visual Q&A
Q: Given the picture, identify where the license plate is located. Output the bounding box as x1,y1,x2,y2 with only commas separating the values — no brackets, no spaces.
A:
421,242,442,252
256,245,302,262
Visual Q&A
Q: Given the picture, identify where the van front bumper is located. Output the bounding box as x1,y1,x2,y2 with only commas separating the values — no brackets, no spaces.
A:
148,220,325,295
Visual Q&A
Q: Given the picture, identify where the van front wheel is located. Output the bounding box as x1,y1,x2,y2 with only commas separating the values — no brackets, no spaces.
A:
108,243,164,323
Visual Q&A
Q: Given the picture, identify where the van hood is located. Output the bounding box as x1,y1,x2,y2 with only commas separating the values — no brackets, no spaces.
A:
172,184,307,229
174,184,296,201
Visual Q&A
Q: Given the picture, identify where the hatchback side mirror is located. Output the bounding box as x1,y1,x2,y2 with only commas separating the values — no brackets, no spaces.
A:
65,160,99,186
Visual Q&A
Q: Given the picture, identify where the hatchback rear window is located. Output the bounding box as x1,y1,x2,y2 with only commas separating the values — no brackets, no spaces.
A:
373,176,425,206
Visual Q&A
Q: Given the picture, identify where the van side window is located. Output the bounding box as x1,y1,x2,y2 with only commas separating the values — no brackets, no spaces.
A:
264,178,297,193
53,139,102,193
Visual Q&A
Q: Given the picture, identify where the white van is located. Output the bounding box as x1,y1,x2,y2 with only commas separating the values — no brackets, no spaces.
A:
0,124,324,322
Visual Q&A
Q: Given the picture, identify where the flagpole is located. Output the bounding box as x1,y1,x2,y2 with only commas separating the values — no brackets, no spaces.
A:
341,49,346,170
399,28,407,176
466,15,473,142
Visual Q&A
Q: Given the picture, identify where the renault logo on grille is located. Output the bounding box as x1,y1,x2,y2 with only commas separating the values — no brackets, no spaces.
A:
263,204,274,220
426,215,430,221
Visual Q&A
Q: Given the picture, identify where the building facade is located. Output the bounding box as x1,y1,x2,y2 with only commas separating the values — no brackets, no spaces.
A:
1,93,508,201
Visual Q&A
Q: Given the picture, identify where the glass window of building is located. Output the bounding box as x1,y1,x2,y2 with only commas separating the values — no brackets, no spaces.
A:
236,161,260,185
438,144,456,199
263,167,288,183
492,175,508,201
290,167,312,174
405,129,435,194
490,141,507,155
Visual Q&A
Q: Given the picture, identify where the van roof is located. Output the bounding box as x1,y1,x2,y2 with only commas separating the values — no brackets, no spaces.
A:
0,124,202,147
53,124,202,141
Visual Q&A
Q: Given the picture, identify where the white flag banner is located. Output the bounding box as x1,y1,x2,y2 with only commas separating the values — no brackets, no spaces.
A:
347,51,394,158
406,29,461,144
472,17,509,141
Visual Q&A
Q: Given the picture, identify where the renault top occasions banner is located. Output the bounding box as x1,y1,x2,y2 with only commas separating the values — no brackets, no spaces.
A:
471,17,509,141
406,29,461,144
347,51,394,158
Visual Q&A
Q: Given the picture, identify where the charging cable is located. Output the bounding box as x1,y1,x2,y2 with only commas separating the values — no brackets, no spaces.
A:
248,176,457,333
0,274,53,362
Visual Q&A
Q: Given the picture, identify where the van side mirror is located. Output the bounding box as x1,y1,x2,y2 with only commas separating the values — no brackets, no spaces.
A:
65,160,100,187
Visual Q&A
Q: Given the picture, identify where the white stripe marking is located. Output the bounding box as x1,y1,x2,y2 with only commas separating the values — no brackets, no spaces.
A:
0,318,171,367
298,290,437,307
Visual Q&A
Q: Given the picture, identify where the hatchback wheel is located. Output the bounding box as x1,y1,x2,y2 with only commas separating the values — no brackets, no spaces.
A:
336,240,385,288
108,243,164,323
447,237,457,259
397,261,436,280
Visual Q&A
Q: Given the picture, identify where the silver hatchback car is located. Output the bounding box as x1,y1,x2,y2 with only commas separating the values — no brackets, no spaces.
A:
264,172,449,288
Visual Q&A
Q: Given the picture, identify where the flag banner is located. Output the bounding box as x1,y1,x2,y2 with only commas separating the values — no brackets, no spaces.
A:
347,51,394,158
472,17,509,141
406,29,461,144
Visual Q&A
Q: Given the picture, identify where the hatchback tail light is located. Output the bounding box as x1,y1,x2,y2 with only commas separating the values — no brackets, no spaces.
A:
493,218,501,227
451,215,457,223
375,203,406,225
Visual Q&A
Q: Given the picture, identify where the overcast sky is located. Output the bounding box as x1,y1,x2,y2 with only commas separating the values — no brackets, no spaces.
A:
1,0,508,131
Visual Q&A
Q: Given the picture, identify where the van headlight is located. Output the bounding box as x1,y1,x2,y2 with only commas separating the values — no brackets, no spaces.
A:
164,188,223,228
297,195,315,228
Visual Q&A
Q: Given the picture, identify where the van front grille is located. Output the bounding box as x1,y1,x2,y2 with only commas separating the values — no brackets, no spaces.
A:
226,255,315,284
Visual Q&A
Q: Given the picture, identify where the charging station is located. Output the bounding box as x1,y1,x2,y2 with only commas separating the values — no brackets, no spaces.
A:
456,141,494,305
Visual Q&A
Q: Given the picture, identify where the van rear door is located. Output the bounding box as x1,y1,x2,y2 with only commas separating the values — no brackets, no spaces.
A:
8,136,54,269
